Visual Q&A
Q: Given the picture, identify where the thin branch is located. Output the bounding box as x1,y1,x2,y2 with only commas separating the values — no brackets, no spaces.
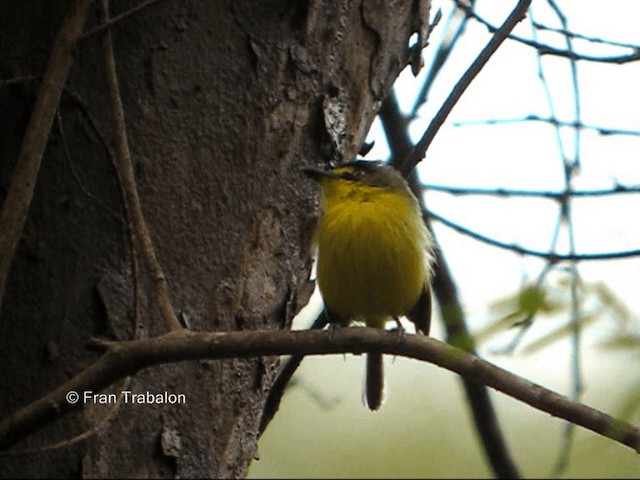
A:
531,20,640,51
453,0,640,65
422,182,640,198
1,328,638,454
79,0,166,40
451,114,640,137
399,0,532,176
410,0,476,117
428,209,640,261
56,109,120,220
100,0,182,331
0,0,89,307
0,75,39,89
544,1,583,472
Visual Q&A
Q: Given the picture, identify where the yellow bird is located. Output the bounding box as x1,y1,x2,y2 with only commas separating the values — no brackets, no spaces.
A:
304,160,434,410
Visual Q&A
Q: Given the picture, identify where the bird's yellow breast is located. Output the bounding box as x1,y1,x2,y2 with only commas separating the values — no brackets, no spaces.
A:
314,178,430,328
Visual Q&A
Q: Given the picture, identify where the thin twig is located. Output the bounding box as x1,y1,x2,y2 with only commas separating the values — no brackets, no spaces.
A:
0,75,39,89
399,0,532,175
544,1,583,472
100,0,182,332
531,20,640,51
56,109,120,220
0,0,89,307
1,328,638,454
410,0,477,117
79,0,166,40
451,115,640,137
421,182,640,198
428,209,640,261
454,0,640,65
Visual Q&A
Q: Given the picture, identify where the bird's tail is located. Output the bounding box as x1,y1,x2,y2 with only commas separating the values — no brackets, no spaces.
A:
365,352,384,411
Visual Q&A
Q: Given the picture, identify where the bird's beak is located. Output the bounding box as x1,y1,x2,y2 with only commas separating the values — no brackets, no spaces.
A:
302,166,332,181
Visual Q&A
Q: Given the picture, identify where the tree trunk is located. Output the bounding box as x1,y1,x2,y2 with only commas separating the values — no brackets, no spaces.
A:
0,0,426,476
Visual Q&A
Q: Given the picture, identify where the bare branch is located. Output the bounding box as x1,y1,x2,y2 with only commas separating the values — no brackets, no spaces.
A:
410,1,476,117
452,114,640,137
531,20,640,51
422,182,640,199
79,0,166,40
399,0,532,176
428,209,640,261
1,328,638,455
454,0,640,64
0,0,88,306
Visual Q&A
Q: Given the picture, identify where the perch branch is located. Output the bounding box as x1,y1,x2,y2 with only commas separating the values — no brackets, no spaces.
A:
0,328,638,455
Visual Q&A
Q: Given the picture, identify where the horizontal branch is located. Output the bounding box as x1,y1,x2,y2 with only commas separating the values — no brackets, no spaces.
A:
428,209,640,261
0,328,638,454
451,114,640,137
530,19,640,51
422,182,640,199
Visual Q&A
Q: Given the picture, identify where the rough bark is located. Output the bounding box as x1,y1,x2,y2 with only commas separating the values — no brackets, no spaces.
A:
0,0,426,476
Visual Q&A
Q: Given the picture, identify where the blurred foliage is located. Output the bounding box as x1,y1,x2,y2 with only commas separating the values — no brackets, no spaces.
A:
474,276,638,356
